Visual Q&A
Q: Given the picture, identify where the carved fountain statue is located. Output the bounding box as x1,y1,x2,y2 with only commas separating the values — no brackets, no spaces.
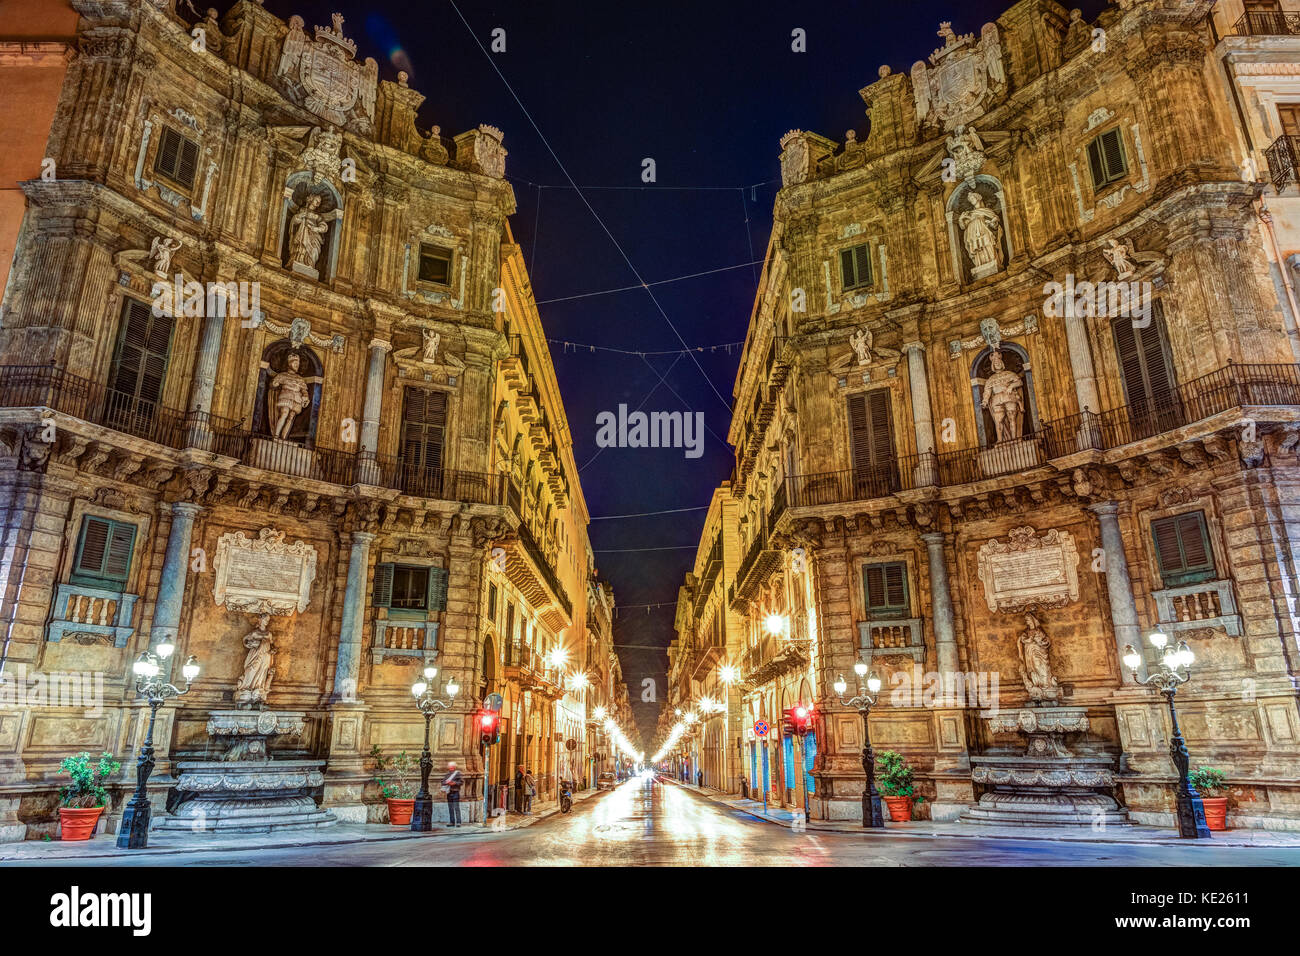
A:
157,530,336,833
962,612,1129,827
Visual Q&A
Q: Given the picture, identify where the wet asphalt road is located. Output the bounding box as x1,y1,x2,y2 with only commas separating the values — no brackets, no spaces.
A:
10,774,1300,866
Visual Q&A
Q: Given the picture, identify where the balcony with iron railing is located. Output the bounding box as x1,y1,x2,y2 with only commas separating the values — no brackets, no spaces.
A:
1266,134,1300,192
1235,10,1300,36
785,362,1300,510
0,364,509,507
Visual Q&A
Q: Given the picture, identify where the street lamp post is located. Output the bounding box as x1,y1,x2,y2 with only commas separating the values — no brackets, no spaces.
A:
833,662,884,829
118,642,200,849
1123,631,1209,839
410,665,459,832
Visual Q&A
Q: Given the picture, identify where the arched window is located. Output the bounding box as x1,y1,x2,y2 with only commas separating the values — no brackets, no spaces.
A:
970,343,1039,447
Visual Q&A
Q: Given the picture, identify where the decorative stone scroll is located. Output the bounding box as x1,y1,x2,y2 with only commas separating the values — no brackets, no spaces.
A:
213,528,318,615
948,314,1039,358
247,314,345,354
976,526,1079,613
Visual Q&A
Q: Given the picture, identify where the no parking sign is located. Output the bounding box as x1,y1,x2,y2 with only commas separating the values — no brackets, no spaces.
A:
753,720,769,738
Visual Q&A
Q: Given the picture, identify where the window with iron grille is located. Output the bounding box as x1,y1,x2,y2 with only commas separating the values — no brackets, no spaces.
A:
1086,128,1128,190
862,561,908,618
840,243,872,291
1151,512,1216,587
153,126,200,189
72,516,137,588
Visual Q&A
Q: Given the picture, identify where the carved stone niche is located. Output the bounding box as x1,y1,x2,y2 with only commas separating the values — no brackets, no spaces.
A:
212,528,318,615
976,526,1080,613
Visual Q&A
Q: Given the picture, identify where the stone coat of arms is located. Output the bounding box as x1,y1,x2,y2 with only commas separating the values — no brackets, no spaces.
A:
277,13,378,131
911,22,1006,131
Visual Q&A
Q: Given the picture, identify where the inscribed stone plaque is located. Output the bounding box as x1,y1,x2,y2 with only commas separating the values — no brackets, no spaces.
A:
976,526,1079,613
213,528,318,615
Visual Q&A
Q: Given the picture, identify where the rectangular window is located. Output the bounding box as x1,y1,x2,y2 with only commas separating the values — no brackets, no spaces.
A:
506,603,516,642
107,298,174,430
417,244,452,284
72,516,136,588
1112,303,1181,439
1086,128,1128,190
846,389,898,498
372,563,448,612
862,561,908,618
840,243,872,291
488,582,498,624
153,127,200,189
1151,512,1216,587
1280,104,1300,138
400,388,448,495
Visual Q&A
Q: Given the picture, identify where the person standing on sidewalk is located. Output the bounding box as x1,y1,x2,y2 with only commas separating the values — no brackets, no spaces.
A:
514,764,525,813
523,767,536,814
443,761,463,827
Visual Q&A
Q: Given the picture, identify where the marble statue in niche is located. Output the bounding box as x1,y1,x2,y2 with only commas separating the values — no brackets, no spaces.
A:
959,192,1004,279
980,348,1025,442
422,329,440,363
1017,611,1061,702
287,194,330,273
270,351,311,440
234,613,275,709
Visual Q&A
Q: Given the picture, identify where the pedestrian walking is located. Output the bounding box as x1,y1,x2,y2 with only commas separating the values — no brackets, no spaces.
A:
514,764,525,813
442,761,463,827
697,769,704,788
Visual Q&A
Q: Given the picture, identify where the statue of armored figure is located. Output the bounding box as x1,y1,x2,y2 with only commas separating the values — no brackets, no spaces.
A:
269,351,311,440
981,349,1025,443
234,614,275,709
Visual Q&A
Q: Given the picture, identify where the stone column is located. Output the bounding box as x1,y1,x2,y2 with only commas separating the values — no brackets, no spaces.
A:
149,502,201,648
1062,301,1102,449
903,342,938,486
921,532,957,676
1089,501,1141,685
357,339,390,485
185,310,226,450
332,530,374,701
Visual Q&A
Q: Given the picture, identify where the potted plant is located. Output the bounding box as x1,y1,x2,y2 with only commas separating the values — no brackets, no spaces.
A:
877,750,916,823
372,746,419,826
57,751,120,841
1189,766,1230,831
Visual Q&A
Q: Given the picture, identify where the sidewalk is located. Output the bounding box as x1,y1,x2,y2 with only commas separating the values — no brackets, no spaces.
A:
666,778,1300,848
0,788,604,862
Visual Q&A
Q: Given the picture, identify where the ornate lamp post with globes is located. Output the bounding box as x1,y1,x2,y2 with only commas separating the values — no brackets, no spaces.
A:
118,639,200,849
1123,631,1209,839
833,661,884,829
409,663,459,832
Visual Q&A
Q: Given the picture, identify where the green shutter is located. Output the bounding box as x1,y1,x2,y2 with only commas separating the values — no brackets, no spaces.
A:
372,562,394,607
854,244,872,287
840,248,855,288
73,516,136,587
863,562,908,617
1151,512,1216,586
428,566,449,612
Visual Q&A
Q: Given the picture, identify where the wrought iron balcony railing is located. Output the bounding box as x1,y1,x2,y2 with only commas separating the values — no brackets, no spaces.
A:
1235,11,1300,36
1266,134,1300,192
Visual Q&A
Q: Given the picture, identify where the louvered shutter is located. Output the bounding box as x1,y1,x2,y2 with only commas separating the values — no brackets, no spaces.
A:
864,564,885,612
103,522,136,582
75,517,111,578
854,244,871,287
155,128,181,181
1101,130,1126,181
1113,308,1179,438
848,390,897,497
506,603,515,642
110,298,173,414
176,136,199,188
402,387,447,479
372,562,394,607
1086,137,1106,188
1151,512,1216,586
864,562,907,616
840,248,855,288
883,563,906,609
74,517,135,586
427,566,449,612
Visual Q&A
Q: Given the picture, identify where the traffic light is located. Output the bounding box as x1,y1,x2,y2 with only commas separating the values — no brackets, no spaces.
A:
478,710,500,748
782,704,813,736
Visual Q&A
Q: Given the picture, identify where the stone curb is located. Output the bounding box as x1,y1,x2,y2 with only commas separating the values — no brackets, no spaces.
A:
0,788,607,862
665,778,1300,849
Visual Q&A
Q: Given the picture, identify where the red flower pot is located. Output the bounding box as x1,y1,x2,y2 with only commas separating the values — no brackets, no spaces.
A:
883,795,913,822
1201,797,1229,831
58,806,104,841
386,798,415,826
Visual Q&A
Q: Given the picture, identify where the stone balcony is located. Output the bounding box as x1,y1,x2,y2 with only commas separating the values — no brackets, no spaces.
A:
858,617,926,664
46,582,138,647
1151,578,1242,637
371,617,440,666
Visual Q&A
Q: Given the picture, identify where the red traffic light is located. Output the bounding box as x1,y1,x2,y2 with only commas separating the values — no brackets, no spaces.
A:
783,704,813,735
478,710,501,747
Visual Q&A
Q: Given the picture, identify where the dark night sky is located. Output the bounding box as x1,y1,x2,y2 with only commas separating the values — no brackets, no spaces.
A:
287,0,1107,747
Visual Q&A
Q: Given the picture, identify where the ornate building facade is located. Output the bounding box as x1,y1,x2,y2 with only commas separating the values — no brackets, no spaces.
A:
0,0,611,839
715,0,1300,829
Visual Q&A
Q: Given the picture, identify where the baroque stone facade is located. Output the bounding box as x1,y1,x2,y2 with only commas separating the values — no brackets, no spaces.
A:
696,0,1300,829
0,0,611,838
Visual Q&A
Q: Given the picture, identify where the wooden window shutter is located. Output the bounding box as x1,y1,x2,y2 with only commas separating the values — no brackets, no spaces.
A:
506,603,515,641
76,517,111,577
103,522,136,581
863,562,907,616
74,517,135,585
1086,137,1106,188
155,128,181,180
1101,129,1126,180
111,298,173,407
427,566,449,612
177,136,199,188
840,248,855,288
402,388,447,474
867,389,895,468
1151,512,1216,585
1113,306,1179,435
854,244,871,286
372,562,394,607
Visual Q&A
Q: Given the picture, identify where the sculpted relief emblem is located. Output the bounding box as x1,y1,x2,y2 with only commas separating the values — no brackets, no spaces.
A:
911,22,1006,130
213,528,318,616
276,13,378,130
779,130,810,187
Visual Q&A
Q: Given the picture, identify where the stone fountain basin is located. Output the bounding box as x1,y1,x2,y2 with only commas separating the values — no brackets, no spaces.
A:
155,758,336,833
